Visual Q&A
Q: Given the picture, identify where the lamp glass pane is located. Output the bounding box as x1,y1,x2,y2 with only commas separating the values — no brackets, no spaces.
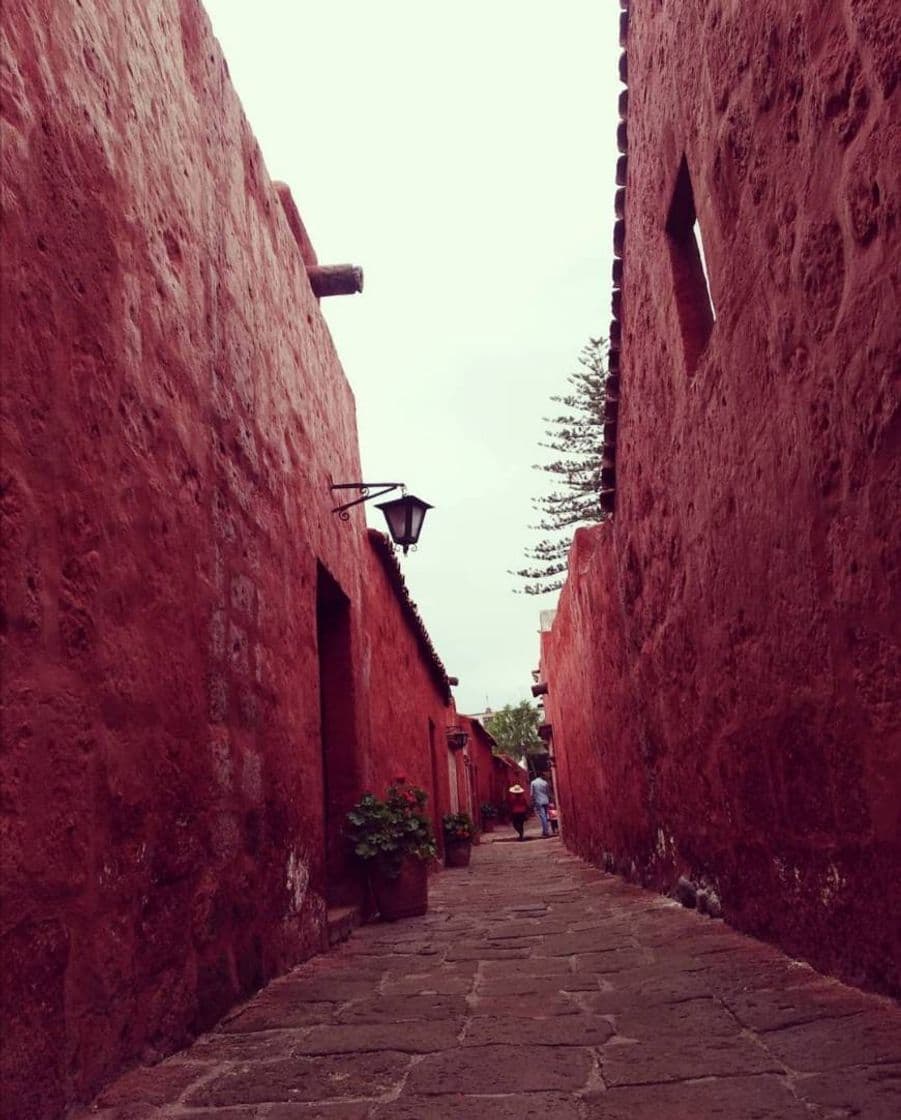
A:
377,494,432,547
406,500,427,540
380,499,409,544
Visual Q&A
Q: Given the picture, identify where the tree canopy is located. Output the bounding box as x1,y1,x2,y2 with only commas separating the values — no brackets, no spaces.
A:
484,700,544,756
512,337,608,595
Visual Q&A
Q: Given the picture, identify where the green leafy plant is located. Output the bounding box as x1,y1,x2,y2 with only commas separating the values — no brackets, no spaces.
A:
442,812,475,842
480,802,498,819
345,782,437,878
485,700,544,756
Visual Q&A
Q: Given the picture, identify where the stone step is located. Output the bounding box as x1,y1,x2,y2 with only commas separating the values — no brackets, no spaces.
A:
327,904,361,947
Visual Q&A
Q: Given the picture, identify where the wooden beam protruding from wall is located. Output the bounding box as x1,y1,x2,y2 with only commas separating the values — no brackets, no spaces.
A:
308,265,364,298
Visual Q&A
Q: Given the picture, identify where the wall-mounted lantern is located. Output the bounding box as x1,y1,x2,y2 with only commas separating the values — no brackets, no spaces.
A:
330,483,433,554
446,726,469,751
376,493,433,555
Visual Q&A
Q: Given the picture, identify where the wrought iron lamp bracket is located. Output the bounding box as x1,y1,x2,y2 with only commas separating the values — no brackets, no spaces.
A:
330,482,405,521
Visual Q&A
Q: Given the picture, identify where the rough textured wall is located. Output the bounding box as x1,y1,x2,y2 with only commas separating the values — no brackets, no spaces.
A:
544,0,900,997
361,531,452,836
465,721,496,819
451,716,495,831
0,1,373,1114
541,527,648,862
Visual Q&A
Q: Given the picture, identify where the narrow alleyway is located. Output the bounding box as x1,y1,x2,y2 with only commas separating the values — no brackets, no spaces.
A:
85,830,901,1119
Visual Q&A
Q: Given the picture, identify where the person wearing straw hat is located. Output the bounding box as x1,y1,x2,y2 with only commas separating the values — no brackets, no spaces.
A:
507,783,530,841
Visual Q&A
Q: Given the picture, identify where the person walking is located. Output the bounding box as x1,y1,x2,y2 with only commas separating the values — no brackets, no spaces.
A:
530,772,552,837
507,783,530,841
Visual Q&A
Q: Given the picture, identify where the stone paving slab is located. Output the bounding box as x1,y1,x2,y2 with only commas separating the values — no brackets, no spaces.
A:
577,971,723,1011
408,1042,595,1095
221,1002,339,1033
184,1052,411,1107
723,977,878,1031
600,1031,782,1086
582,1074,813,1119
379,973,474,996
80,829,901,1118
190,1032,309,1063
757,1008,901,1070
481,955,572,977
93,1063,209,1108
462,1013,615,1047
794,1063,901,1120
610,995,742,1039
334,993,466,1023
295,1020,463,1055
265,1107,371,1120
468,991,583,1017
477,970,600,996
369,1092,586,1120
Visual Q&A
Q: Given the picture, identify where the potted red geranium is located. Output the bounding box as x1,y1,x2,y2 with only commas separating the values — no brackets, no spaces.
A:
345,781,437,920
442,812,475,868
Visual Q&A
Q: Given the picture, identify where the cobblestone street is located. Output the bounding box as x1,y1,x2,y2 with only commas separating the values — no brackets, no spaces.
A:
85,830,901,1119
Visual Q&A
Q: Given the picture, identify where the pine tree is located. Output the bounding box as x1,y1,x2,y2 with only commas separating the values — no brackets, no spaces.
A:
512,337,608,595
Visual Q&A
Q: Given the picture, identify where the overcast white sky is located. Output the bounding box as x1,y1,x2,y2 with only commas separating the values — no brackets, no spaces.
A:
205,0,620,713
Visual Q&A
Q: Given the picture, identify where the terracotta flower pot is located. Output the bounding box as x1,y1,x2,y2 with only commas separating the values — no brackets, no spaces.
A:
370,855,428,921
445,840,472,868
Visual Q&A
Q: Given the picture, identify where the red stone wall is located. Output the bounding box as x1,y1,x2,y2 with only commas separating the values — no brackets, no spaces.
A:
449,716,498,833
543,0,900,997
465,720,497,820
361,531,452,836
0,3,451,1116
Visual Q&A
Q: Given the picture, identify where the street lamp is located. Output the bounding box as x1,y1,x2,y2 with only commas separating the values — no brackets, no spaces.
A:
375,493,432,555
330,483,433,554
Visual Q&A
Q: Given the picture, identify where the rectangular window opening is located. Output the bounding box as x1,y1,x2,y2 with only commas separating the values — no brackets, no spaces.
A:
666,156,715,373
